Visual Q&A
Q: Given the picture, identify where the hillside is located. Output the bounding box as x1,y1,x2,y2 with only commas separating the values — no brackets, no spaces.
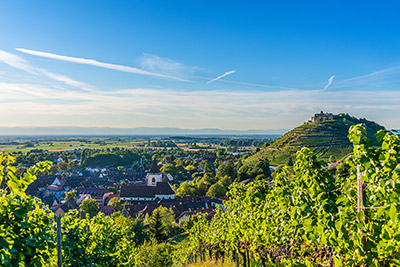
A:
244,113,385,165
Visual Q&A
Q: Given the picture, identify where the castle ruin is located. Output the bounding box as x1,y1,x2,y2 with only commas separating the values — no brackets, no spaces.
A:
311,111,333,123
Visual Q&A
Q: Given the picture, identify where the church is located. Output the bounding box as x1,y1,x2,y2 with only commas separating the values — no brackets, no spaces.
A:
120,159,175,203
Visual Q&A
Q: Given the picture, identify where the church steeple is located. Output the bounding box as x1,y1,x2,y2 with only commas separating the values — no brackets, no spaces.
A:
147,159,162,186
149,158,161,173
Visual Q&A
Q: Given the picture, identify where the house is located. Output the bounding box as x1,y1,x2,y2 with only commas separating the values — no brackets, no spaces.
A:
120,182,175,202
45,177,69,200
175,208,215,225
121,196,216,220
77,188,112,207
53,199,78,217
76,194,91,205
100,205,115,216
104,192,120,206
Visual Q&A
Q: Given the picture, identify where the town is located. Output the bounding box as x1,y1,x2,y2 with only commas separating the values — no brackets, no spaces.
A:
17,135,274,226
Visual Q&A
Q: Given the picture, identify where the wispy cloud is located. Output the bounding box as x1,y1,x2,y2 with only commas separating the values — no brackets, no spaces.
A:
139,54,199,79
335,65,400,91
0,50,37,74
0,50,93,91
16,48,189,82
207,70,236,84
323,75,335,90
339,66,400,83
217,79,300,90
36,68,93,91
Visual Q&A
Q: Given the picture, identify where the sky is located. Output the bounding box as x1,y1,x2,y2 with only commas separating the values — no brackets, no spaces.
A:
0,0,399,131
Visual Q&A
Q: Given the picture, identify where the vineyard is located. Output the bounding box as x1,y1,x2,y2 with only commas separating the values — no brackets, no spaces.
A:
1,124,400,266
180,125,400,267
0,153,136,266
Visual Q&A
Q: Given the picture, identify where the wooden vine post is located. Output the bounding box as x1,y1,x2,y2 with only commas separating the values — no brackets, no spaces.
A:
56,215,62,267
357,165,363,213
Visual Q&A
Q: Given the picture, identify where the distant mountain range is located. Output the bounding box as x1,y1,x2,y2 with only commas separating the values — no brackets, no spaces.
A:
0,126,287,136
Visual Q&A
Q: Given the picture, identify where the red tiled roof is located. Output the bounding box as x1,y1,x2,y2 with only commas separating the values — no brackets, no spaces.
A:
120,182,174,198
77,188,110,197
59,177,68,186
47,185,65,191
100,205,115,215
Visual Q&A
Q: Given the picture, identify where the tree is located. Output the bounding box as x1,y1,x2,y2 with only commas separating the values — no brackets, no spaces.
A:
57,161,69,171
160,163,176,176
219,175,232,188
80,198,99,213
157,206,175,238
206,183,227,198
109,197,122,211
117,166,126,174
130,214,149,246
176,181,196,197
184,165,196,172
107,186,117,194
199,160,213,173
237,165,250,182
149,208,166,242
15,166,26,177
216,160,236,179
287,157,294,166
196,180,210,196
65,190,77,202
255,157,271,177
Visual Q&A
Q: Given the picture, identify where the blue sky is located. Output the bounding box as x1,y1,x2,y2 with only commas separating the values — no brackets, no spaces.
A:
0,1,399,130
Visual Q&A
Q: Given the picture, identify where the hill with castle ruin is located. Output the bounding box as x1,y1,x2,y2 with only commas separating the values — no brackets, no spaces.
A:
244,112,385,165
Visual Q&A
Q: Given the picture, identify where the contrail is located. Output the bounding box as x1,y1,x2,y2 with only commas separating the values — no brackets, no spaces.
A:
15,48,189,81
207,70,236,84
323,75,335,90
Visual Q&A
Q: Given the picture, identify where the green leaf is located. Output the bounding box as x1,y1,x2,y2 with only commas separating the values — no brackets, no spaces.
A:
389,204,397,222
375,129,386,142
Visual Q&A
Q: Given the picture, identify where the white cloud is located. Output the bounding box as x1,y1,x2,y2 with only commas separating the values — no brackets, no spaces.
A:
207,70,236,84
323,75,335,90
139,54,199,79
0,50,37,74
36,68,93,91
16,48,189,81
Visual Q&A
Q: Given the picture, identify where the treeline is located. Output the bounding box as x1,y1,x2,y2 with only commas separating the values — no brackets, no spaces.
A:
220,138,273,147
175,155,271,198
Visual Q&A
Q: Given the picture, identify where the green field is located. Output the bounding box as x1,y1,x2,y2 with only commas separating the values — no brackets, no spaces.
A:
0,136,268,155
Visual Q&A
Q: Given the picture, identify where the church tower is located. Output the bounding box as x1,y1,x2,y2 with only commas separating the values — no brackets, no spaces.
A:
146,159,163,186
